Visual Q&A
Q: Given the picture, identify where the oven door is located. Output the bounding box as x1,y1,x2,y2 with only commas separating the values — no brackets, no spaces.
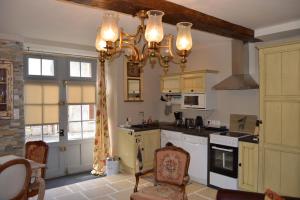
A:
209,144,238,178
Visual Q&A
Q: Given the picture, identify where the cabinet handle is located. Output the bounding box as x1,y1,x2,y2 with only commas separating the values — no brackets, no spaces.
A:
191,89,194,92
238,163,242,167
169,90,172,93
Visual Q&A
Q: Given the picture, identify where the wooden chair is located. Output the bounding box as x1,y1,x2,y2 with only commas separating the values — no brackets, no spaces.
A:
25,140,49,198
0,158,32,200
130,145,190,200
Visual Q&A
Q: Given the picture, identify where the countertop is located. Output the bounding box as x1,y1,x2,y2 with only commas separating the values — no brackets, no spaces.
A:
239,135,259,144
121,122,227,138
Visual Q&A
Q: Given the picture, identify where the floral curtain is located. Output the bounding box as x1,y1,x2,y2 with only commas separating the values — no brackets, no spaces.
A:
91,59,110,176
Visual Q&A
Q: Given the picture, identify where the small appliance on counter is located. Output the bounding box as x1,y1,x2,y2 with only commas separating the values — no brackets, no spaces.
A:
185,118,195,129
174,111,183,127
195,116,204,129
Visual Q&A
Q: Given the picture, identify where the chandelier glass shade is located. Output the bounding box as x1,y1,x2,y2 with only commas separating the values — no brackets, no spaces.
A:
95,10,193,73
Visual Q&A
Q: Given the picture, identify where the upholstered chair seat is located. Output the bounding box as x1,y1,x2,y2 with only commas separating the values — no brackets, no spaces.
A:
130,145,190,200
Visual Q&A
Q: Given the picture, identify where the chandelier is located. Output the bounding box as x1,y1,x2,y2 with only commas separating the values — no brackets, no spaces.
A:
95,10,193,73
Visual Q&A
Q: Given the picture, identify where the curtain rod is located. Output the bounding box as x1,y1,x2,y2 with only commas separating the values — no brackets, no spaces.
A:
23,47,98,59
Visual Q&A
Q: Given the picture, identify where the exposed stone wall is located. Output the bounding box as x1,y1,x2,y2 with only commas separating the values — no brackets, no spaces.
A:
0,39,24,156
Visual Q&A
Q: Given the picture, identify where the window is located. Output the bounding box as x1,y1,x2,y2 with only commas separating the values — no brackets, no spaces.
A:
24,84,59,142
70,61,92,78
67,84,96,140
28,58,54,76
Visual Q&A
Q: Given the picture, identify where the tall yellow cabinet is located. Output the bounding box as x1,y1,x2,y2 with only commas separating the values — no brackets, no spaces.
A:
259,42,300,197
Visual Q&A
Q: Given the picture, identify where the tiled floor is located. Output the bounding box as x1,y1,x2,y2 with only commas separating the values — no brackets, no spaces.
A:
32,173,218,200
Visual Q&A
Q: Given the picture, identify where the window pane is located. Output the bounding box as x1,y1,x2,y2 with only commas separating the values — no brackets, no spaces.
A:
43,124,59,143
81,62,92,77
70,61,80,77
82,105,95,120
24,105,42,125
68,122,82,140
28,58,41,75
68,105,81,121
42,59,54,76
83,121,95,139
44,105,59,124
25,125,42,142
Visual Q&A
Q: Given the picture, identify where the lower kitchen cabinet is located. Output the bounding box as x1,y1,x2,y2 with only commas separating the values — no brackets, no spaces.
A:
118,129,160,174
238,141,259,192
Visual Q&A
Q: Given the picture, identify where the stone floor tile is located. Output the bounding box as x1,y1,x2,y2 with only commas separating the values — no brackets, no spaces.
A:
104,174,132,183
197,187,218,199
79,178,109,190
82,185,115,199
188,193,211,200
109,180,135,191
55,192,89,200
66,183,85,192
186,182,207,194
45,186,73,198
110,188,133,200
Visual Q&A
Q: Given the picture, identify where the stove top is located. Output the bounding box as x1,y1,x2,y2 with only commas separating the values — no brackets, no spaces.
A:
216,131,250,138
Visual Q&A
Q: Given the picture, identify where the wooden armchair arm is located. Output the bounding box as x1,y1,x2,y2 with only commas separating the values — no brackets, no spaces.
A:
183,175,190,185
133,168,154,192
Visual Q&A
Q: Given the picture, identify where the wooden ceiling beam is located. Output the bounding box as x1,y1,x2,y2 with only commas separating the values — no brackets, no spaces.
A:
61,0,261,42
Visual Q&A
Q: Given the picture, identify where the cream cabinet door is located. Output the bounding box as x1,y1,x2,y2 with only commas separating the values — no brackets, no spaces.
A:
141,130,161,170
259,42,300,197
181,73,205,93
160,75,181,93
118,130,136,173
238,142,259,192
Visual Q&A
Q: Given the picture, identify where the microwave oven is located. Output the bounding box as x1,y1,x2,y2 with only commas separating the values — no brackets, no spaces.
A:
182,93,206,109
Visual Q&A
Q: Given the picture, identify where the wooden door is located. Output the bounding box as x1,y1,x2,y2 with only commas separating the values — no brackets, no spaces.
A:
238,142,258,192
181,73,205,93
259,42,300,197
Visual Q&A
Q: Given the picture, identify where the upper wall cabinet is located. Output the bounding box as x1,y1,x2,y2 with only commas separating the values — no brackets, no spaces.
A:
0,61,13,119
160,75,181,94
160,70,218,94
181,72,205,93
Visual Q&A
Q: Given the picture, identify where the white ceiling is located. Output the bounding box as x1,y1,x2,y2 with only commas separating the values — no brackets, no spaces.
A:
168,0,300,29
0,0,299,48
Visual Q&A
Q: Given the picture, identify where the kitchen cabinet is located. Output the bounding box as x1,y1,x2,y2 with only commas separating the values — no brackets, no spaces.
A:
238,141,258,192
0,61,13,119
160,75,181,94
181,72,205,93
259,42,300,197
118,129,160,174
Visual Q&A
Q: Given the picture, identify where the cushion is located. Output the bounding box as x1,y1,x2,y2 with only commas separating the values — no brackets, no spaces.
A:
130,184,186,200
155,149,188,185
265,189,285,200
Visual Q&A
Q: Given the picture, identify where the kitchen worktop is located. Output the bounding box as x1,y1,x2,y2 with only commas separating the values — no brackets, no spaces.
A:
239,135,259,144
120,122,227,137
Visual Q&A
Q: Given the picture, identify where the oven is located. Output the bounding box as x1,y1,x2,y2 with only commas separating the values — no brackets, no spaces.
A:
209,143,238,178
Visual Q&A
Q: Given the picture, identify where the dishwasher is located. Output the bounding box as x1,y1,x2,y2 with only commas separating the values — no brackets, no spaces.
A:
182,134,208,185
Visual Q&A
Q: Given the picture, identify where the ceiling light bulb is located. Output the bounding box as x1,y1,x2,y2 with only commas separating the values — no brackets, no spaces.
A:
145,10,164,43
176,22,193,51
100,12,119,42
95,26,106,51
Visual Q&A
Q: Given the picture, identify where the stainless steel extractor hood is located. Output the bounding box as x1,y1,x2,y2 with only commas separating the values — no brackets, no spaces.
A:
213,40,259,90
